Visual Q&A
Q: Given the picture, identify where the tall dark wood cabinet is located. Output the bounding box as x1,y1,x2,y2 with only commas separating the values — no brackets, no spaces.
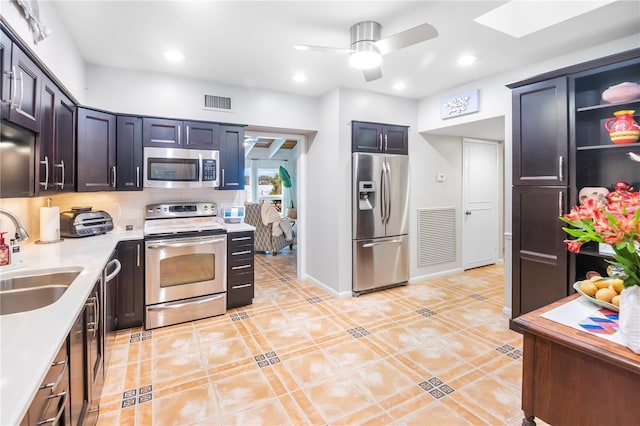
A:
115,240,144,329
77,108,117,191
511,77,569,317
219,125,245,190
38,76,75,194
116,116,143,191
510,49,640,319
352,121,409,155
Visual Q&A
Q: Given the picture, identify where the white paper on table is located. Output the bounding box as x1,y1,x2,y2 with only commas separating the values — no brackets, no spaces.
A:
540,297,625,346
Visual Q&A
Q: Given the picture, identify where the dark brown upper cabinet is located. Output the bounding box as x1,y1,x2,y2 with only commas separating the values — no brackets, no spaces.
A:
77,108,116,192
352,121,408,155
38,76,76,194
219,125,245,190
512,77,569,186
142,117,219,149
116,116,143,191
1,31,42,132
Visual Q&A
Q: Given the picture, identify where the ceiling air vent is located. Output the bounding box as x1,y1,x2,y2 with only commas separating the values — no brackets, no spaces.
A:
203,94,232,112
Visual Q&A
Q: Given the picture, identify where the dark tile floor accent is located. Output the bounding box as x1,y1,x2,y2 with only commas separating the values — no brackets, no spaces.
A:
229,312,250,321
496,344,523,359
121,385,153,407
254,351,281,367
418,377,455,399
279,276,292,282
346,326,370,338
416,308,437,318
469,293,488,301
306,296,323,304
129,331,152,344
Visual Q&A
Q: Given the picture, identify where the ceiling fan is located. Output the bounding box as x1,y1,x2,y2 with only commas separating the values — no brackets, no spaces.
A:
293,21,438,82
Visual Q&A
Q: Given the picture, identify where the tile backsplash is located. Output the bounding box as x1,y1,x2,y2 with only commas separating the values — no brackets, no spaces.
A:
0,189,244,242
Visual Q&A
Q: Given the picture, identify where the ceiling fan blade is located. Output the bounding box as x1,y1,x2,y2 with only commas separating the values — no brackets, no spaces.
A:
293,44,353,54
374,23,438,55
362,66,383,82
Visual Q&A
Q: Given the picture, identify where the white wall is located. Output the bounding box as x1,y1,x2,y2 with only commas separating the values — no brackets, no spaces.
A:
1,0,86,102
84,64,319,132
305,90,340,293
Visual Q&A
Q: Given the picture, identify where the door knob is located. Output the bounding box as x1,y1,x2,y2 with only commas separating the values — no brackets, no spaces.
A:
465,211,472,215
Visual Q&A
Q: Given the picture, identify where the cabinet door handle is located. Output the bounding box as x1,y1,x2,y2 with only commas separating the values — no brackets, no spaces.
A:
384,134,388,151
8,66,16,107
558,191,563,217
558,156,564,181
222,169,225,187
186,125,190,145
136,243,141,267
232,250,252,256
231,264,251,270
40,358,68,392
54,161,65,190
378,134,383,151
231,283,252,289
36,391,68,425
40,156,49,190
136,166,140,188
17,68,24,112
231,236,251,242
112,166,117,188
178,124,181,145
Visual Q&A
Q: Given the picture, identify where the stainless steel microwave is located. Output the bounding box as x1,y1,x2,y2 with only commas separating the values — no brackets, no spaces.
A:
143,147,219,189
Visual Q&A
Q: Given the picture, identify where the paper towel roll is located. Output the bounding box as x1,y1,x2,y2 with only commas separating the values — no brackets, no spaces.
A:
40,207,60,242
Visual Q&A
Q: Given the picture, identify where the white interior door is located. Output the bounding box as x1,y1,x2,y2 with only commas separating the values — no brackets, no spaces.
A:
462,138,499,270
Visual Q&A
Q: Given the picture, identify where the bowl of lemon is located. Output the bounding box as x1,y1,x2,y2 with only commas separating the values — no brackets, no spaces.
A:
573,273,623,312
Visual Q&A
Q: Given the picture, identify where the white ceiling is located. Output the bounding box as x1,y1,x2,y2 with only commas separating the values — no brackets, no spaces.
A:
52,1,640,100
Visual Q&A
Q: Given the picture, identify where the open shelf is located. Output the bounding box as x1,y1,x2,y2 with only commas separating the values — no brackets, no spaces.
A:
576,98,640,113
576,142,640,151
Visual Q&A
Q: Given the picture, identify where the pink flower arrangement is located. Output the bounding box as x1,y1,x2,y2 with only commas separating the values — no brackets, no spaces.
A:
560,184,640,288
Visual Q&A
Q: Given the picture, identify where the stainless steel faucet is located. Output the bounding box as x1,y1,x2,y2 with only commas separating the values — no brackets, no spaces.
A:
0,208,30,241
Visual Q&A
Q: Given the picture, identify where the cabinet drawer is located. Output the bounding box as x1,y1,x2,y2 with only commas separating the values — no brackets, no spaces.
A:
227,271,254,309
26,344,69,426
228,232,254,247
228,256,254,273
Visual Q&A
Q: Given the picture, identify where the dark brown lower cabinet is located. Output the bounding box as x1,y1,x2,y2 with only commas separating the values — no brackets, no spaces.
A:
115,240,144,329
512,186,569,317
227,231,255,309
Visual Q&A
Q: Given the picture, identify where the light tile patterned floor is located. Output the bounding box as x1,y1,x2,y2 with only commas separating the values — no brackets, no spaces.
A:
98,248,527,425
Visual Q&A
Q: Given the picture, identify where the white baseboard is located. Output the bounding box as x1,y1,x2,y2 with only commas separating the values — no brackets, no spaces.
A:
303,274,351,299
409,268,463,283
502,307,512,316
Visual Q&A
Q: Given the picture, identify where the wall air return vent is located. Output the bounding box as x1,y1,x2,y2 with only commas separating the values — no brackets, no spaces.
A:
417,207,456,267
203,95,233,112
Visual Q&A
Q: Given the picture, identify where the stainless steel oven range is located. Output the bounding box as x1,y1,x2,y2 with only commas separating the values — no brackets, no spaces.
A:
144,202,227,329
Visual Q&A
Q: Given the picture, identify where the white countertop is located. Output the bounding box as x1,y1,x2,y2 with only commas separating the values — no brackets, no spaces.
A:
0,224,254,425
0,230,143,426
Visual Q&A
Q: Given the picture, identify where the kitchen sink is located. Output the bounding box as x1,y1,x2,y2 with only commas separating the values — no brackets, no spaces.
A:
0,267,83,315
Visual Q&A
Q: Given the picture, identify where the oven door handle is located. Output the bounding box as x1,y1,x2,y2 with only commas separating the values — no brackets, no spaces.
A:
147,294,225,311
147,238,226,249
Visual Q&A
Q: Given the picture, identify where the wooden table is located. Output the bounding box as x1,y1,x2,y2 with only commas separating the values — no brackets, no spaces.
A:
510,294,640,426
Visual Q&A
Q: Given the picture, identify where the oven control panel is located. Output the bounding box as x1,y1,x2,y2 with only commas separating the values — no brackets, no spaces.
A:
145,202,218,219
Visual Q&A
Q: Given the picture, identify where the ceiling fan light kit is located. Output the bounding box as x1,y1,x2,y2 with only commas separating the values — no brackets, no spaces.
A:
295,20,438,82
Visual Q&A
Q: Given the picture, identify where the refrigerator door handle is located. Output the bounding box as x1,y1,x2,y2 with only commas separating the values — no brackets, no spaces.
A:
380,162,387,225
384,159,392,225
362,238,403,248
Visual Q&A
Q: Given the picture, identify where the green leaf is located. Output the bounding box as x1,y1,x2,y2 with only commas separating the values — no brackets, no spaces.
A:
278,166,292,188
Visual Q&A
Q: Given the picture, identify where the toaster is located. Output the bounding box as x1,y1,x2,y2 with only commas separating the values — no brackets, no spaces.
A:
60,207,114,238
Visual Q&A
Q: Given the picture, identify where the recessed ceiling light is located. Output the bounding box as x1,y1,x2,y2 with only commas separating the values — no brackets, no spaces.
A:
457,54,477,66
393,82,406,90
163,50,184,63
293,73,307,83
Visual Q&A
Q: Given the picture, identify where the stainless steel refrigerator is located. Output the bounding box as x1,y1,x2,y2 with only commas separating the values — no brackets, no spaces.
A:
352,152,409,295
